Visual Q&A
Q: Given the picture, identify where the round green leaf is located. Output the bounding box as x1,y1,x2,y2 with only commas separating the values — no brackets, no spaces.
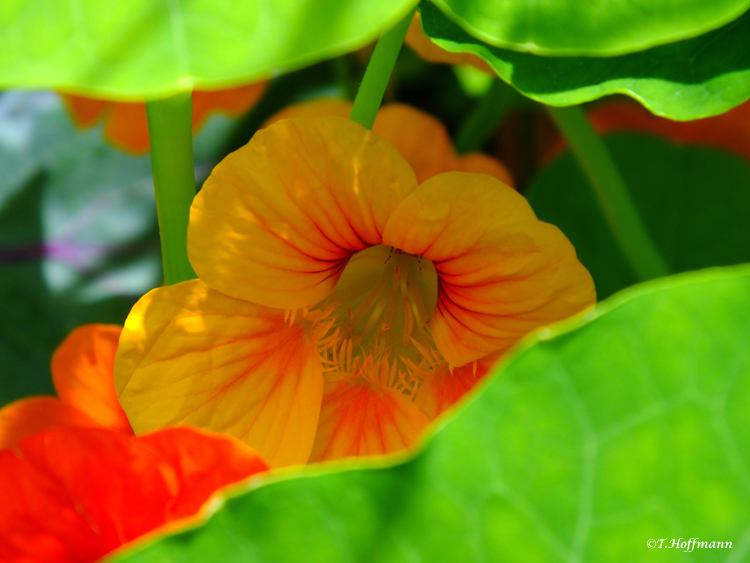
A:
527,133,750,300
0,0,416,99
431,0,750,56
109,265,750,562
420,2,750,120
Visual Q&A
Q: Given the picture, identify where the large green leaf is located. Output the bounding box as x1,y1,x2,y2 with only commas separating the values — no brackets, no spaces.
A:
420,2,750,120
110,265,750,562
431,0,750,56
0,0,416,100
527,133,750,300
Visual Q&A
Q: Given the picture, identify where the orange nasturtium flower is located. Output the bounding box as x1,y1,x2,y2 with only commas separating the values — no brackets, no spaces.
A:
541,99,750,166
0,325,268,563
0,426,268,563
61,83,267,154
587,99,750,161
405,13,493,74
114,116,596,469
266,100,514,186
0,324,132,449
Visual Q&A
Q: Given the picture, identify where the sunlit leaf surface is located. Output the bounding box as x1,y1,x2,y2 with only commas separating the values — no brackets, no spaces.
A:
420,2,750,120
109,265,750,563
431,0,750,56
0,0,417,99
527,133,750,299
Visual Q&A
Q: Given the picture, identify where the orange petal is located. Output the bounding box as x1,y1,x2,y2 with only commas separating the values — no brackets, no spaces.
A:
414,353,500,420
589,99,750,162
309,373,430,462
59,93,109,128
405,13,494,74
545,100,750,165
383,172,596,367
0,425,266,563
456,152,514,187
189,116,418,310
373,104,458,183
0,397,98,451
104,101,151,154
115,279,324,468
51,324,132,434
192,83,268,131
262,98,352,128
137,426,268,519
0,446,103,563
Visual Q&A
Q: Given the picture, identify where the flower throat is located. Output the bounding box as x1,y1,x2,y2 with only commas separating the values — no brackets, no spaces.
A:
314,245,440,397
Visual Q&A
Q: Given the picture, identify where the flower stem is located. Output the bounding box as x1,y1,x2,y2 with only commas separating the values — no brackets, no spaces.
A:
349,9,414,129
547,105,669,281
146,92,197,286
455,79,514,155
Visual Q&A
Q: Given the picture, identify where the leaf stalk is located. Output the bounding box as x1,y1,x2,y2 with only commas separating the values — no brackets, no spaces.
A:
146,92,198,285
349,9,415,129
547,104,669,281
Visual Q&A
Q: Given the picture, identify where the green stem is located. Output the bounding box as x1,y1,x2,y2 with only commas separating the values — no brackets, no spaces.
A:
547,105,669,281
455,79,514,154
146,92,198,285
349,9,414,129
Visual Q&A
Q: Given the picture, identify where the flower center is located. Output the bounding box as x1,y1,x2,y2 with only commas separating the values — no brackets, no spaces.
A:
316,245,442,396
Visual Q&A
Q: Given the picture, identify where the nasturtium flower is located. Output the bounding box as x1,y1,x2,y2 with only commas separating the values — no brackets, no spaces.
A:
115,116,595,469
542,99,750,165
0,425,267,563
60,83,267,154
587,99,750,161
266,99,513,185
0,324,132,450
405,13,493,74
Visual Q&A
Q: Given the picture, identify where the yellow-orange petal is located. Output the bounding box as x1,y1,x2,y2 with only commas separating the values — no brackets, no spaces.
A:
0,397,98,451
103,101,151,154
414,353,500,421
263,101,514,186
59,93,109,128
456,152,514,187
189,116,418,310
264,101,455,183
383,172,596,367
372,104,458,184
192,83,268,131
405,13,494,75
114,279,324,468
51,324,132,434
309,373,430,462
